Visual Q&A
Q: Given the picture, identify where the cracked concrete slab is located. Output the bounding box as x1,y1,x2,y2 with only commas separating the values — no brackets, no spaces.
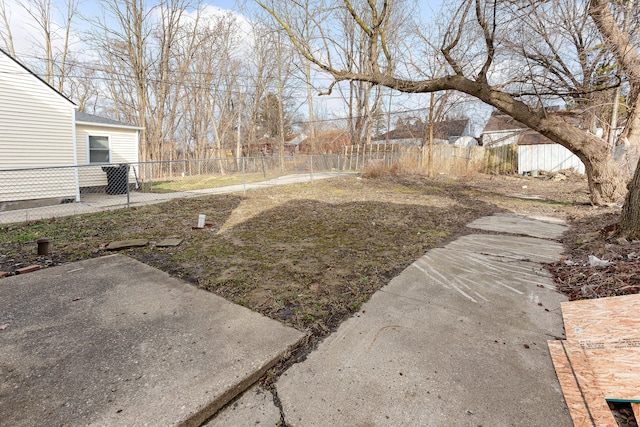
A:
446,234,565,263
275,216,571,426
0,255,305,427
467,213,568,239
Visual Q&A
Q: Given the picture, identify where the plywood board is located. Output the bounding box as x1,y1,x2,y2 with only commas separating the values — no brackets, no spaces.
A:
548,340,600,427
556,340,619,426
562,294,640,342
579,347,640,402
560,294,640,402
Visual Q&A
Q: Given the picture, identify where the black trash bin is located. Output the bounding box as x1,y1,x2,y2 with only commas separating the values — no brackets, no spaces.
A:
102,164,130,195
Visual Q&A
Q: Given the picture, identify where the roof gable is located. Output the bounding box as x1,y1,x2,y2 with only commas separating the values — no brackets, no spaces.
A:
0,47,76,107
483,114,527,133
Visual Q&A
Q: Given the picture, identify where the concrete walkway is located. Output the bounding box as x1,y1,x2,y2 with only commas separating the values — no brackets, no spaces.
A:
213,213,573,426
0,172,354,224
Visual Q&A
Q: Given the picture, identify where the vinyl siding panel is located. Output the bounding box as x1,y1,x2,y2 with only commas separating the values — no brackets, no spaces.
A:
0,52,76,170
76,123,139,187
0,52,77,202
0,167,76,202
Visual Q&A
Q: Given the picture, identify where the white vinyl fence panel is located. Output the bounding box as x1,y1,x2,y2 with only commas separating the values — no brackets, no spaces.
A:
518,143,585,174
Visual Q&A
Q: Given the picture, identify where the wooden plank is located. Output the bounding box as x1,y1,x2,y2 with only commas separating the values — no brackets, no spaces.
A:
548,340,597,427
560,341,618,427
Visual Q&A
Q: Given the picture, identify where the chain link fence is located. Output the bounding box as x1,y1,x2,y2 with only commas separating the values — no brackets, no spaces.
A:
0,154,366,224
0,146,525,224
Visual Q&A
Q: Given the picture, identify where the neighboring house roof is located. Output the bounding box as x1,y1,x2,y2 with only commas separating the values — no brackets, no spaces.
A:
298,130,350,153
284,133,306,146
483,111,586,135
75,111,143,130
0,47,76,107
300,130,350,146
482,114,527,133
374,119,469,141
518,130,555,146
483,112,589,145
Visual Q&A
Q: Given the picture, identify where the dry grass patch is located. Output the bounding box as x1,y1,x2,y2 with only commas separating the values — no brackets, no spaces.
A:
0,174,601,338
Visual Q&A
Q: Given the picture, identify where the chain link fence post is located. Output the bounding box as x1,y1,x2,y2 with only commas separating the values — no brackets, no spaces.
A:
126,163,130,210
149,162,154,192
242,156,246,194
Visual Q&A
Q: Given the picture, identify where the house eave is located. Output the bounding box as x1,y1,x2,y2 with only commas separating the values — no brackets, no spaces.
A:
75,120,144,131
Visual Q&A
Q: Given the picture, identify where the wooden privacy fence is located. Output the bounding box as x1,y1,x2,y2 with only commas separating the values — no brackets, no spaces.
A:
343,143,519,175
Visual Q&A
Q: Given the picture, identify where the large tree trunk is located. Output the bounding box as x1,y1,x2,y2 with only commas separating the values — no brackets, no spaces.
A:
588,0,640,235
460,78,628,204
619,162,640,239
582,154,626,206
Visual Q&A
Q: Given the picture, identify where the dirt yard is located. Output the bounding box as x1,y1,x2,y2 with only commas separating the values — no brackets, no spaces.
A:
0,172,632,339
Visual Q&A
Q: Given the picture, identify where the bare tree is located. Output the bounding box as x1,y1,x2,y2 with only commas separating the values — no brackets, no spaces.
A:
20,0,55,83
180,12,243,163
68,67,100,113
0,0,16,56
2,0,79,93
92,0,151,161
258,0,636,206
504,0,614,132
92,0,204,164
146,0,203,163
589,0,640,237
245,22,277,147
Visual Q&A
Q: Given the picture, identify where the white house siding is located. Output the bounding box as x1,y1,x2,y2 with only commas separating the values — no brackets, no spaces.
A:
75,123,139,188
0,167,77,203
0,52,77,202
518,143,585,174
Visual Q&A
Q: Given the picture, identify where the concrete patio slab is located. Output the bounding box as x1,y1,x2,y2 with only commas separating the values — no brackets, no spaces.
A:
467,213,568,239
275,216,572,426
0,255,305,427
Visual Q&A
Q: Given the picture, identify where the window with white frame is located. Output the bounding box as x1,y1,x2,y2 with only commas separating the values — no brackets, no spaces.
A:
88,135,110,164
